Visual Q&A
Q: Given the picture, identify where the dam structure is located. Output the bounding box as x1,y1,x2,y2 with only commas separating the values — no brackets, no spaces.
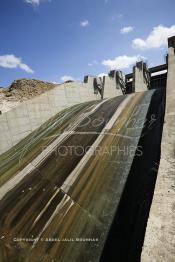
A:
0,36,174,262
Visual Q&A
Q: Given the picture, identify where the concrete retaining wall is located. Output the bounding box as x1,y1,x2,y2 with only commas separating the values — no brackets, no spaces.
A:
0,71,124,155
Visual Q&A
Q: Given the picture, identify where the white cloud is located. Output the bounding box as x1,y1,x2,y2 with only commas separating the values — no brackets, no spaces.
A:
98,73,107,77
132,25,175,50
102,55,145,70
0,54,34,73
117,14,123,19
60,75,75,82
121,26,134,34
24,0,51,6
80,20,90,27
88,60,98,66
52,81,59,84
25,0,40,5
110,14,123,22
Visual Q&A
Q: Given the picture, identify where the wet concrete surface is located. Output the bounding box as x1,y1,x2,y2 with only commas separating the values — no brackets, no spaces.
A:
0,100,100,186
0,96,125,261
0,91,163,262
100,88,165,262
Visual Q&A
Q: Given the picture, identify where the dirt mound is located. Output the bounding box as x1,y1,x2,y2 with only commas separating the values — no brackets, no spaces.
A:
3,78,58,101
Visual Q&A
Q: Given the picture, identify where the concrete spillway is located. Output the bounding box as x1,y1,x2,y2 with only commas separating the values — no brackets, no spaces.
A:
0,88,166,261
2,36,175,262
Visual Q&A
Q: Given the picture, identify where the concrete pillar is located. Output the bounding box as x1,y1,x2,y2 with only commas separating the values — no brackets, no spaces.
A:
133,61,150,92
84,75,95,85
103,70,124,98
93,77,104,97
84,75,103,98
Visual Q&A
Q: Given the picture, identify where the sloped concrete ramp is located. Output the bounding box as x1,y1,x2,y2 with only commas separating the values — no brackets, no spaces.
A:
0,90,162,262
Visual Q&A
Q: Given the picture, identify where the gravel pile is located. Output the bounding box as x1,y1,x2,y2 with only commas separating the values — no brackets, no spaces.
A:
3,78,57,101
0,78,59,113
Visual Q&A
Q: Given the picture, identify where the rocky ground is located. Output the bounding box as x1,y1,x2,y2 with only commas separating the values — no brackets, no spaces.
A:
0,79,58,113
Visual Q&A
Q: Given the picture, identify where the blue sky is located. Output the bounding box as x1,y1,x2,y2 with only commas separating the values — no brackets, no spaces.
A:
0,0,175,86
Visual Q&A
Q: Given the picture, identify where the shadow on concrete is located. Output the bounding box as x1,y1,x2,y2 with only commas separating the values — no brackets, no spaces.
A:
100,88,166,262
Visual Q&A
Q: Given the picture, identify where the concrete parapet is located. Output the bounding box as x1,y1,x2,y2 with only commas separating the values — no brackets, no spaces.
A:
133,61,150,92
84,72,125,99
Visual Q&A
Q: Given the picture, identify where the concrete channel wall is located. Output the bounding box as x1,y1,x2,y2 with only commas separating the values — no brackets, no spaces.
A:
0,72,124,155
141,37,175,261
